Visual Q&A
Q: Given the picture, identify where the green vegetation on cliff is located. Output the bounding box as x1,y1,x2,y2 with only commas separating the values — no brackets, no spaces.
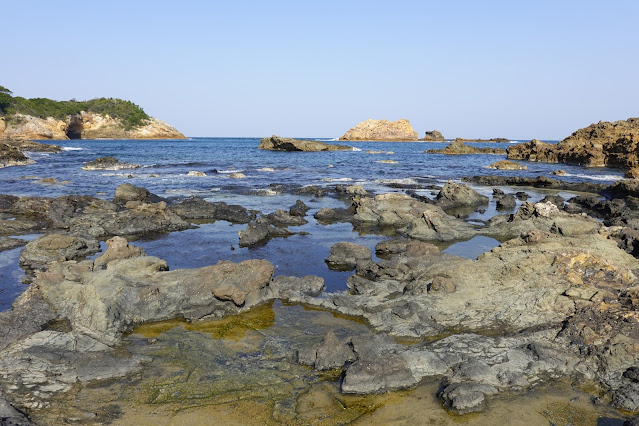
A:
0,85,150,130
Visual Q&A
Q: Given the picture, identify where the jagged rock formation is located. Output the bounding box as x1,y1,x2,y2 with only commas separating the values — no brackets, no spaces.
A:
0,112,185,140
0,139,60,168
258,135,352,152
507,118,639,168
339,119,418,141
454,137,510,143
426,139,506,155
420,130,445,141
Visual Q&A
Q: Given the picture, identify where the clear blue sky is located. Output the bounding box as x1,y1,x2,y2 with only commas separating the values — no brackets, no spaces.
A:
3,0,637,139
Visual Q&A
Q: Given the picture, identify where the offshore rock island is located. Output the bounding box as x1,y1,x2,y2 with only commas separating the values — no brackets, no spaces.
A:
0,86,185,140
339,119,419,141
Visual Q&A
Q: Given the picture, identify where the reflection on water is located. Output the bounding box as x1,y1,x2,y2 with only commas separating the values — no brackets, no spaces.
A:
443,236,501,259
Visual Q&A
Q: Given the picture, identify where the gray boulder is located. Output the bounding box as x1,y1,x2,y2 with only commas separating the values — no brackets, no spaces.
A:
325,242,372,271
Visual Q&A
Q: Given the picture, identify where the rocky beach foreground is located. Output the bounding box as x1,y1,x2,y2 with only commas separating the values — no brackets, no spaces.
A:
1,120,639,424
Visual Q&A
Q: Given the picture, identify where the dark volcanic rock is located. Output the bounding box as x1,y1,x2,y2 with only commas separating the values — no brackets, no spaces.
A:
82,156,140,170
0,142,34,168
113,183,163,204
258,135,352,152
289,200,309,217
426,140,506,155
314,207,354,224
238,217,294,247
496,194,517,210
462,175,607,194
435,181,489,210
168,196,258,223
325,242,372,271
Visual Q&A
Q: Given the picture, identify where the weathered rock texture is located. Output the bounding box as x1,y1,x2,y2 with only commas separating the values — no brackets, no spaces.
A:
507,118,639,169
82,157,140,170
0,112,185,140
339,119,418,141
426,140,506,155
420,130,445,142
258,135,352,152
488,160,526,170
0,139,61,168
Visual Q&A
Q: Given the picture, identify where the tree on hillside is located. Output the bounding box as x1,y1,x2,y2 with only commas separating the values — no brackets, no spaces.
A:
0,85,12,114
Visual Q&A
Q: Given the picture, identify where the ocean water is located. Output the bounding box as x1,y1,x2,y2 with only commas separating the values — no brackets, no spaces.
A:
0,138,626,309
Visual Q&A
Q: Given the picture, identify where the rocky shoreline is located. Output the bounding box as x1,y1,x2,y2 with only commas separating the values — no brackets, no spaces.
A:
2,121,639,423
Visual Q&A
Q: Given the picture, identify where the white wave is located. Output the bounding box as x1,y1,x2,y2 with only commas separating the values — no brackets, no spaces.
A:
255,189,279,196
375,178,418,185
218,169,244,174
569,173,623,181
257,167,276,172
61,147,85,151
509,141,519,144
352,147,362,152
322,177,353,182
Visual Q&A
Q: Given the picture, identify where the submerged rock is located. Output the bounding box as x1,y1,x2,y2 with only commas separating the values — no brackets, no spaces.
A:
258,135,352,152
82,156,140,170
238,217,294,247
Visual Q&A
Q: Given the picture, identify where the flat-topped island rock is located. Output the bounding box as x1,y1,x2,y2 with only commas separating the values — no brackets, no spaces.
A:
258,135,352,152
339,119,418,141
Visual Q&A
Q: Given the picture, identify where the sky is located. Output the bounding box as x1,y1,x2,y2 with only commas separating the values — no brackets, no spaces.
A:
2,0,638,139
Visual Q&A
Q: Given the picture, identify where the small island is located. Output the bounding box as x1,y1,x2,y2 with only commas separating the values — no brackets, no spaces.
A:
258,135,352,152
339,119,418,141
0,85,185,140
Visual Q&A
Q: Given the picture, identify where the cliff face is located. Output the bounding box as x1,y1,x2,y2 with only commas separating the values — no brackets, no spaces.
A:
0,112,186,140
508,118,639,168
339,119,418,141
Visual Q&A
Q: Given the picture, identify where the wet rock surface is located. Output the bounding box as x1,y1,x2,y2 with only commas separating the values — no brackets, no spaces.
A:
82,156,140,170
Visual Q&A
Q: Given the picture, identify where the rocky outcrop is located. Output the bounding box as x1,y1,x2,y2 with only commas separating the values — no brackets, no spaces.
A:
339,119,418,141
426,140,506,155
258,135,352,152
0,112,185,140
0,142,34,168
420,130,445,142
0,139,62,168
487,160,526,170
0,188,191,239
453,137,510,143
507,118,639,169
82,156,140,170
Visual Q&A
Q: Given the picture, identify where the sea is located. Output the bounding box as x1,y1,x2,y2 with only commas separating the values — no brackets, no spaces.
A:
0,137,629,424
0,137,626,310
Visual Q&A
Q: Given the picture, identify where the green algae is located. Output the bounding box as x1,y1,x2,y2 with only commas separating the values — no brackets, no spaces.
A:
132,301,276,341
